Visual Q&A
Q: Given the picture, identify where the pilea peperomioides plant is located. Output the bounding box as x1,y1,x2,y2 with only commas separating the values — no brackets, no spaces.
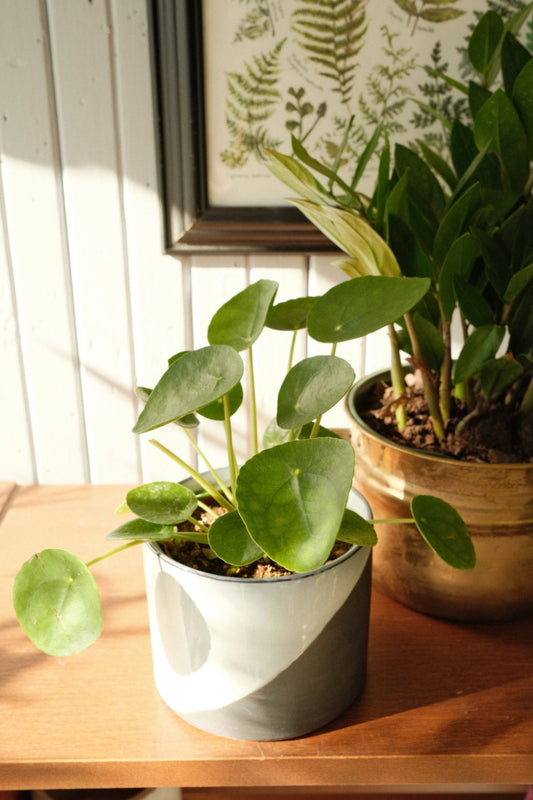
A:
13,279,475,657
265,7,533,460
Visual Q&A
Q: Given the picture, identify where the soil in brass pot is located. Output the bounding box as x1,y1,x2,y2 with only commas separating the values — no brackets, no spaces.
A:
359,371,533,464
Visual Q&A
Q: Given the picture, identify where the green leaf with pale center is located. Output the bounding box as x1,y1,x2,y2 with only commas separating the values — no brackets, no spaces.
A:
13,549,103,656
235,438,355,572
411,496,476,570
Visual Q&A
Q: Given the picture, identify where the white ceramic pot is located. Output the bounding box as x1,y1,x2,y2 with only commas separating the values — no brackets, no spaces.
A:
143,478,372,741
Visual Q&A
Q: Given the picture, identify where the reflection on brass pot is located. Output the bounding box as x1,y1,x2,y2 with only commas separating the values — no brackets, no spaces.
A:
346,371,533,623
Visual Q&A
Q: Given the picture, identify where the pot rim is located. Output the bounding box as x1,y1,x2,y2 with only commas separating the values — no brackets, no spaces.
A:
346,368,533,471
146,538,366,585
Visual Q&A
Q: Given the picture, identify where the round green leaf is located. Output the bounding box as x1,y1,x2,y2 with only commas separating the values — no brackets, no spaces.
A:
411,496,476,570
13,549,103,656
208,510,264,566
266,296,318,330
235,438,355,572
307,276,430,342
197,381,243,420
337,509,377,547
126,481,198,524
106,518,177,541
133,345,244,434
208,279,278,351
277,355,355,429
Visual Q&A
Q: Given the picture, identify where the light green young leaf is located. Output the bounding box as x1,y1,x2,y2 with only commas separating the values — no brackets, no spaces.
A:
133,345,244,434
264,149,333,206
13,549,102,656
291,199,402,277
126,481,198,524
277,355,355,429
411,496,475,570
208,279,278,351
236,438,355,572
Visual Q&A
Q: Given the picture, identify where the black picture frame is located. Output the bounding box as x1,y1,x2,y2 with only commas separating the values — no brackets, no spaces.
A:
151,0,332,253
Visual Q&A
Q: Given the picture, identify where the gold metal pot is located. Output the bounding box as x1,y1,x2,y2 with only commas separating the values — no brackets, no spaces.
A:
345,371,533,622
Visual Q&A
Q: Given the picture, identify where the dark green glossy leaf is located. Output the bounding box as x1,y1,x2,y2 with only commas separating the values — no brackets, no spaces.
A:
13,549,102,656
468,10,503,75
454,324,505,382
479,357,523,397
454,275,495,328
438,232,481,320
433,183,482,267
504,263,533,303
411,496,475,569
501,32,531,95
197,382,243,420
207,280,278,351
208,511,263,566
235,438,354,572
512,59,533,157
307,276,430,343
126,481,198,524
409,313,444,371
133,345,244,434
277,355,355,429
474,89,529,192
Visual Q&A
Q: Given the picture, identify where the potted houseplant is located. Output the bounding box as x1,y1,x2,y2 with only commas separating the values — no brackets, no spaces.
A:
265,7,533,622
13,278,473,741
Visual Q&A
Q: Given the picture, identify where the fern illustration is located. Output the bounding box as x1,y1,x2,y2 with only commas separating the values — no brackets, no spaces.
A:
231,0,276,41
357,26,417,139
285,86,327,142
220,39,286,167
290,0,368,108
393,0,466,36
411,40,468,152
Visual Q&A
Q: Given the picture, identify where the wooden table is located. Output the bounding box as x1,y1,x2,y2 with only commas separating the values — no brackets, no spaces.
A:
0,484,532,795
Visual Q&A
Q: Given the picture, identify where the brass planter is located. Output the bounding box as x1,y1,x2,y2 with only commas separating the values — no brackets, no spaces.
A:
346,371,533,622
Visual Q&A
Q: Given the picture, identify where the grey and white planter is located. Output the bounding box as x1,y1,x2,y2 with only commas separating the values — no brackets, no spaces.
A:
142,481,372,741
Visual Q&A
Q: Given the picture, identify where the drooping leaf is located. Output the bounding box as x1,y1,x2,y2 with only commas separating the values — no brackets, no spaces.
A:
13,549,103,656
266,296,318,330
133,345,244,433
208,511,263,566
106,518,177,541
208,279,279,351
307,276,430,342
277,355,355,429
236,438,355,572
411,496,475,570
337,509,377,547
126,482,198,524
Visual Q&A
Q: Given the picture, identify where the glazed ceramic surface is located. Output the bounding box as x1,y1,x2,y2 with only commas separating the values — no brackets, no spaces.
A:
346,372,533,622
143,482,372,740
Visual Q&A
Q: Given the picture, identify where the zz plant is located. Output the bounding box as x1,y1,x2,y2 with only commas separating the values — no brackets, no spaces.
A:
13,279,475,657
265,7,533,449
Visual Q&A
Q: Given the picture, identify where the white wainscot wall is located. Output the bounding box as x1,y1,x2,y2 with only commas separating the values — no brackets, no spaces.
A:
0,0,392,486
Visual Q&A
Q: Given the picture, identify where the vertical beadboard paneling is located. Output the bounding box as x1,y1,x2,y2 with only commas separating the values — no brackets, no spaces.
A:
308,254,366,429
46,0,140,482
190,255,248,471
249,254,308,449
109,0,190,484
0,0,89,483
